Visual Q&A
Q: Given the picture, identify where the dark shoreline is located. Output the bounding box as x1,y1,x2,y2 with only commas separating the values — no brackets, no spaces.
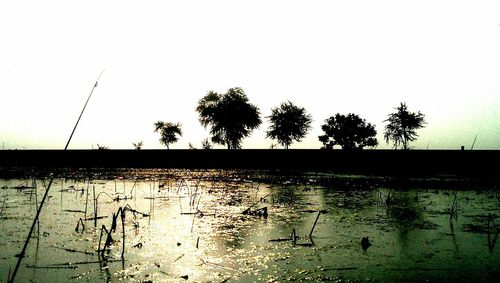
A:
0,149,497,178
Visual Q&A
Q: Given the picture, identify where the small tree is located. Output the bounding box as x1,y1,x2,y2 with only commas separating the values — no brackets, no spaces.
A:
154,121,182,149
133,141,143,150
266,101,312,149
384,102,425,150
201,138,212,149
96,144,109,150
319,113,378,150
196,87,261,149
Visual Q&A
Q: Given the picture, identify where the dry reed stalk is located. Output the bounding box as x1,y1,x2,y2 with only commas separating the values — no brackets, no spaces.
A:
309,211,321,238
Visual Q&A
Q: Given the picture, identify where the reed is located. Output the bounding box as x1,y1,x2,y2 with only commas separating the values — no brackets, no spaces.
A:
97,225,114,255
487,214,498,252
93,185,97,227
84,181,89,219
8,176,55,283
242,192,272,214
128,179,138,197
75,218,85,233
121,208,125,259
449,192,458,221
98,205,145,260
0,195,7,215
309,211,321,238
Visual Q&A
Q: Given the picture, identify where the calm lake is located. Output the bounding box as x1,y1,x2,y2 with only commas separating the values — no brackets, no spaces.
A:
1,170,499,282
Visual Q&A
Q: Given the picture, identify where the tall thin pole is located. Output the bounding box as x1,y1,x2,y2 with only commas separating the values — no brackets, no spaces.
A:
471,134,478,150
65,70,105,150
9,71,104,283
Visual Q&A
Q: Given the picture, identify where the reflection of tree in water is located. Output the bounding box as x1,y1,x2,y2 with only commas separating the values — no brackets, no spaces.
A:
385,190,438,255
271,183,298,206
214,182,328,249
386,191,423,246
324,189,375,210
387,192,420,223
214,215,248,248
209,182,268,248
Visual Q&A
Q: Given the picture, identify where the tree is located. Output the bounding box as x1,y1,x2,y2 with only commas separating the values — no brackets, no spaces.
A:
201,138,212,149
96,144,109,150
319,113,378,150
133,141,143,150
384,102,425,150
154,121,182,149
266,101,312,149
196,87,261,149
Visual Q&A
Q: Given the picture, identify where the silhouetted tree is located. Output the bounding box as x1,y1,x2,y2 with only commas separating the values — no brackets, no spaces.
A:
319,113,378,150
133,141,143,150
384,102,425,150
154,121,182,149
96,144,109,150
196,87,261,149
266,101,312,149
201,138,212,149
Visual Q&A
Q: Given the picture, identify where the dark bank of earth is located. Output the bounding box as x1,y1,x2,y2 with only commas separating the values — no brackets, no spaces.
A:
1,149,498,189
0,149,498,175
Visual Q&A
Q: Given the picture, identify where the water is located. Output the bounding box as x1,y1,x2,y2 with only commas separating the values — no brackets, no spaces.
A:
0,171,499,282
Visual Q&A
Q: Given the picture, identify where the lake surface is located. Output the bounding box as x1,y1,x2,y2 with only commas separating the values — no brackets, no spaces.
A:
1,170,499,282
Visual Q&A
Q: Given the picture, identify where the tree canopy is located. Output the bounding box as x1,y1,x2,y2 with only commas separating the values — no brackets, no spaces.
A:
196,87,261,149
384,102,426,150
266,101,312,149
154,121,182,149
319,113,378,150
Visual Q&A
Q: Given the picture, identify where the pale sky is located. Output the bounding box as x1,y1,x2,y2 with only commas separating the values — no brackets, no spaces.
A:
1,0,499,150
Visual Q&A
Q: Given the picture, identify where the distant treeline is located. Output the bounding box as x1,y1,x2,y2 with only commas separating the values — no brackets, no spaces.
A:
143,87,427,151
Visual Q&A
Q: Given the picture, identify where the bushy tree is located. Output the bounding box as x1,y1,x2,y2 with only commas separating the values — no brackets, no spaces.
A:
384,102,425,150
266,101,312,149
154,121,182,149
196,87,261,149
319,113,378,150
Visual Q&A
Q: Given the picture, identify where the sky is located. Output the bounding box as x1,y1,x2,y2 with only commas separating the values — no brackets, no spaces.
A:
0,0,499,150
